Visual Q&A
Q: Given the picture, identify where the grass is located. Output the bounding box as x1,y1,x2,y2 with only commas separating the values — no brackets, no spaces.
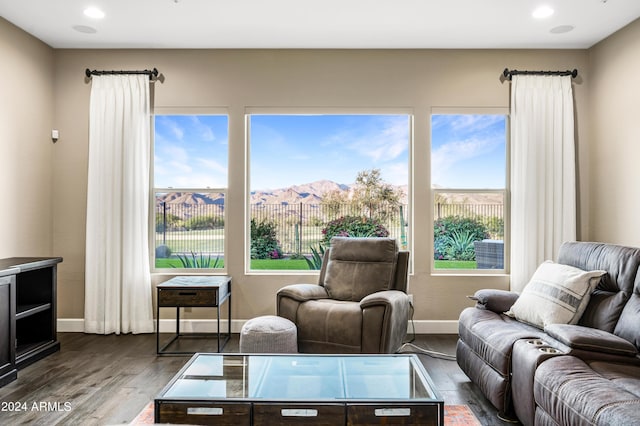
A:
155,258,225,269
155,258,309,270
250,259,311,270
156,257,477,270
434,260,477,269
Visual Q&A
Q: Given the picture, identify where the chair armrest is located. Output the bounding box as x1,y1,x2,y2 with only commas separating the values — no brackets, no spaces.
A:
360,290,409,309
545,324,638,357
277,284,329,303
360,290,410,353
468,289,519,313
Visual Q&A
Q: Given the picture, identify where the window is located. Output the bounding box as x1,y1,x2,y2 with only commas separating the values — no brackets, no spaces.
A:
431,113,507,271
247,112,411,271
152,114,228,270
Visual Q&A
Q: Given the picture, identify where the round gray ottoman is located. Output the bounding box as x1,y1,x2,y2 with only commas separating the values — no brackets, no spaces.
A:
239,315,298,353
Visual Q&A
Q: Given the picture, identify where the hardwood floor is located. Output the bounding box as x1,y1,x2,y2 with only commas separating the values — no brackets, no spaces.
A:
0,333,516,425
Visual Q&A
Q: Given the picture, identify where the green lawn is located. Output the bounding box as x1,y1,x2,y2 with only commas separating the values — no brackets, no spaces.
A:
155,258,310,270
156,257,476,270
434,260,477,269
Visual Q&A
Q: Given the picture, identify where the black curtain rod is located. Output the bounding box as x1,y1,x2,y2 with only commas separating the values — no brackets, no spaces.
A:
85,68,159,79
503,68,578,80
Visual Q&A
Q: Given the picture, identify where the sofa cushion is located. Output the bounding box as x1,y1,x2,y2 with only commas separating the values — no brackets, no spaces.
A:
506,261,606,329
615,294,640,350
534,356,640,425
324,237,397,302
458,307,545,377
296,299,362,352
558,242,640,333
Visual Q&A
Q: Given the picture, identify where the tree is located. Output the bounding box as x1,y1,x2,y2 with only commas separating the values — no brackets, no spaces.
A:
320,168,403,223
351,168,403,221
320,189,349,218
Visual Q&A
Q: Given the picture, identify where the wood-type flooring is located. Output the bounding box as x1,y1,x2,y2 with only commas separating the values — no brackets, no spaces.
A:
0,333,517,425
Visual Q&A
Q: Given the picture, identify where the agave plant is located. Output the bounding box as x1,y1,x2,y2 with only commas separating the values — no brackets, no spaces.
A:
444,230,477,261
304,243,326,270
174,252,222,268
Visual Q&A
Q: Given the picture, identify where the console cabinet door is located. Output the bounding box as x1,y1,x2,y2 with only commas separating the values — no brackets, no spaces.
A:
0,275,16,386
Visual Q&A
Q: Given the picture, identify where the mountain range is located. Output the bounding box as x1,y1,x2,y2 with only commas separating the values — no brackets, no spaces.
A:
155,179,501,207
156,179,408,206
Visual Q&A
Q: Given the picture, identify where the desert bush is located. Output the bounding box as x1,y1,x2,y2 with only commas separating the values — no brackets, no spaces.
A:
322,215,389,245
155,212,182,232
434,216,489,260
250,218,283,259
174,252,222,268
184,215,224,230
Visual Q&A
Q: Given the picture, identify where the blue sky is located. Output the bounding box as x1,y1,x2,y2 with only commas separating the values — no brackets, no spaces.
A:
431,114,506,189
154,115,229,188
250,115,409,189
154,113,505,190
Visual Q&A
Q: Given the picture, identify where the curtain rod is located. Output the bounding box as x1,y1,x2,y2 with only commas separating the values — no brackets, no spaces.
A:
503,68,578,80
85,68,159,80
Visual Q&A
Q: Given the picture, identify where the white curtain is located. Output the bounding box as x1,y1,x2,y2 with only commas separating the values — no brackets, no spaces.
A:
510,75,577,292
84,75,154,334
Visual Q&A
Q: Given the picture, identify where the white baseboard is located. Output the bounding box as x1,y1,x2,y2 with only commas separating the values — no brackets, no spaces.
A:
57,318,459,335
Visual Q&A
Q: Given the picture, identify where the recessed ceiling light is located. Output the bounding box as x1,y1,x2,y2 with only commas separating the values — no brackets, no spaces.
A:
84,7,105,19
550,25,575,34
532,5,554,19
73,25,97,34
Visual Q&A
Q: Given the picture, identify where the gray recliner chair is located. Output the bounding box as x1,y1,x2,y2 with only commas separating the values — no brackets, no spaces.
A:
277,237,410,353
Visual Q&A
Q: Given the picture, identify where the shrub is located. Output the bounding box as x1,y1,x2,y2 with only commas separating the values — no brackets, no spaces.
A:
173,252,222,268
443,230,477,261
485,216,504,239
434,216,489,260
322,215,389,245
250,219,283,259
184,215,224,230
305,243,327,270
155,212,182,232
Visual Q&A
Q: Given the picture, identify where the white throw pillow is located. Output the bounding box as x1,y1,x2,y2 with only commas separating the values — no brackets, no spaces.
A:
506,260,606,329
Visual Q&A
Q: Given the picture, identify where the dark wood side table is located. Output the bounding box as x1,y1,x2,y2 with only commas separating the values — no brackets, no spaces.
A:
156,276,231,355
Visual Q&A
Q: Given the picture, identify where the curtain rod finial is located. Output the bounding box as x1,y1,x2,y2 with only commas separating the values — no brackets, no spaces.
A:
85,68,92,78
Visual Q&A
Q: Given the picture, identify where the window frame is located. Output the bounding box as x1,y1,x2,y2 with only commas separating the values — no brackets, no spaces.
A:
150,108,230,274
429,108,510,276
244,107,414,275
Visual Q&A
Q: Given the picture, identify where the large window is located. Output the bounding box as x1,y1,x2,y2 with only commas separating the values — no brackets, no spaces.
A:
247,113,411,271
431,113,507,272
153,114,228,270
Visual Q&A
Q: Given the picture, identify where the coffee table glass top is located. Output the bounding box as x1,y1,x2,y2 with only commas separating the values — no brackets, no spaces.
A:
160,353,440,402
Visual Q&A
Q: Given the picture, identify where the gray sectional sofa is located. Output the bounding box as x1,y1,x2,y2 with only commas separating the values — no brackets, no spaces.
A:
457,241,640,425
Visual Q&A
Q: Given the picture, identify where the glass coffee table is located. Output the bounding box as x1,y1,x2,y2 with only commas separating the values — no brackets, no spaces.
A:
155,353,443,425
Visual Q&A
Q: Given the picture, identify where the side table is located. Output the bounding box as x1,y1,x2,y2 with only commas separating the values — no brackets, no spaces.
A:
156,275,231,355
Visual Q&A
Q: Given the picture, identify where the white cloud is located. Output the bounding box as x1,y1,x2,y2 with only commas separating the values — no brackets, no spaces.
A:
431,136,501,185
197,158,227,175
158,117,184,141
324,116,409,164
189,116,216,142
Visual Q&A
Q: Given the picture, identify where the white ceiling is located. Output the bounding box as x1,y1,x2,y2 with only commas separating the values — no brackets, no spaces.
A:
1,0,639,49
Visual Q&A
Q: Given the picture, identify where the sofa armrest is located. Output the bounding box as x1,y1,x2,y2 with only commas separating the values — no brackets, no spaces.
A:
277,284,329,302
468,289,519,313
545,324,638,357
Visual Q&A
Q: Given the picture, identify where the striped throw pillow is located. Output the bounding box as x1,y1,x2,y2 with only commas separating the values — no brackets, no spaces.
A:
506,260,606,329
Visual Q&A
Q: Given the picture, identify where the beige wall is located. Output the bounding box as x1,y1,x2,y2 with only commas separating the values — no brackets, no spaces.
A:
0,18,54,258
4,13,638,329
50,48,591,327
588,19,640,245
